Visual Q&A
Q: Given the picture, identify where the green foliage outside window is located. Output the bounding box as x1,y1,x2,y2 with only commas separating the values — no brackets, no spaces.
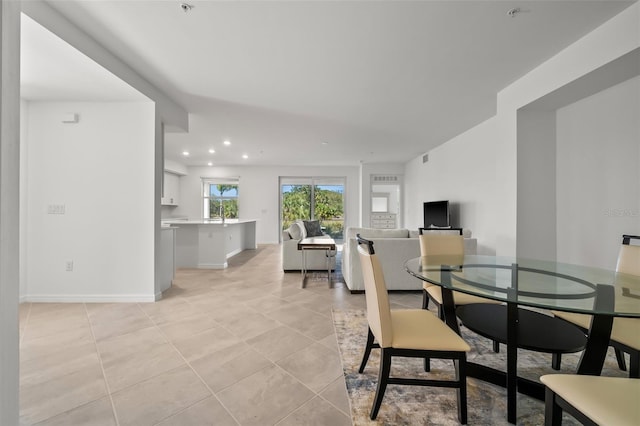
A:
281,185,344,239
208,184,238,219
282,185,311,228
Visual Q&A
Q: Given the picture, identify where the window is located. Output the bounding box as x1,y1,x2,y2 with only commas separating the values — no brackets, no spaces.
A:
202,178,239,220
279,177,345,242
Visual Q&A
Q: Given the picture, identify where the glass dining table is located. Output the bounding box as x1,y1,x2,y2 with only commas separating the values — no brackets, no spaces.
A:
405,254,640,424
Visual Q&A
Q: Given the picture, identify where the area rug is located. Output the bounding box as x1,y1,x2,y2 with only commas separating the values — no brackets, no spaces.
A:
333,309,626,426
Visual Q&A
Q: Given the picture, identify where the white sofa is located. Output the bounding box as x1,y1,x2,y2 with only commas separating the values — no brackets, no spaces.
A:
342,227,477,292
282,220,337,271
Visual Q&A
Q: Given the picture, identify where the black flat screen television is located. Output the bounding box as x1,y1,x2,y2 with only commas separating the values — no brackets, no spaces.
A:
423,200,450,228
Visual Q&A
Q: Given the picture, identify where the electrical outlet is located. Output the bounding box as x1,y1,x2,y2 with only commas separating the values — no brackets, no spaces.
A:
65,261,73,272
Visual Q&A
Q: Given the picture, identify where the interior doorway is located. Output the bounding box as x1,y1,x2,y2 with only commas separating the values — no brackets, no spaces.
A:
370,175,402,229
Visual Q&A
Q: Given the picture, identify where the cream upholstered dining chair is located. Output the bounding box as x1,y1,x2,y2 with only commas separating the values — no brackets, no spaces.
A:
552,234,640,377
356,234,471,423
540,374,640,426
419,231,501,321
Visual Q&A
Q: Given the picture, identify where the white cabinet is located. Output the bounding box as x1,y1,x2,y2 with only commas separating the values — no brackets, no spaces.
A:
162,172,180,206
371,213,397,229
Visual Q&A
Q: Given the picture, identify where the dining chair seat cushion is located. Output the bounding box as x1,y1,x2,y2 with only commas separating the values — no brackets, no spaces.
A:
426,286,502,306
422,282,434,290
540,374,640,426
552,311,640,349
389,309,471,352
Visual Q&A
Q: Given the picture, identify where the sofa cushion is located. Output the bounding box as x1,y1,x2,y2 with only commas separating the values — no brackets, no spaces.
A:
287,221,306,240
303,220,324,237
346,227,409,240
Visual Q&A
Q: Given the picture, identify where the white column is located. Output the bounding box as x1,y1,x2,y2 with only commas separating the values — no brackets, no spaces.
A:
0,0,21,423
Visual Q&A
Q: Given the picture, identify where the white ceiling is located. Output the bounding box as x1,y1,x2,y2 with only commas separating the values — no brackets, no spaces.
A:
20,14,147,102
23,0,634,167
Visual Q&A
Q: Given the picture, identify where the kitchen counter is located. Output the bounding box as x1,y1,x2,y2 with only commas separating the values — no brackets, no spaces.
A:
163,219,257,269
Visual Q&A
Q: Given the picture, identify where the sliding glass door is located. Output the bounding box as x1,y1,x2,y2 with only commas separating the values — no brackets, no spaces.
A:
280,177,345,242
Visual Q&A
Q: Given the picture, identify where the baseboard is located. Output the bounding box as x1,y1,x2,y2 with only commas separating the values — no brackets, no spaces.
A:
196,262,228,269
22,293,158,303
226,248,243,258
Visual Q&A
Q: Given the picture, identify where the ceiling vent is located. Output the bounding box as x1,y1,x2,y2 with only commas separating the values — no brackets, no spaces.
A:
372,175,399,182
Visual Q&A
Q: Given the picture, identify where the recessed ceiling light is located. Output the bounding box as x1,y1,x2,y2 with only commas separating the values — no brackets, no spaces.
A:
180,3,194,13
208,148,215,154
207,162,213,166
242,154,248,159
182,151,190,156
223,140,231,146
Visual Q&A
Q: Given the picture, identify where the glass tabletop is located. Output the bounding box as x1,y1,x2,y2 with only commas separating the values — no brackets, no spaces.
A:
404,255,640,317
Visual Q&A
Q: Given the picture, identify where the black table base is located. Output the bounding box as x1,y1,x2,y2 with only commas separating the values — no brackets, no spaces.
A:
455,303,588,424
456,304,587,354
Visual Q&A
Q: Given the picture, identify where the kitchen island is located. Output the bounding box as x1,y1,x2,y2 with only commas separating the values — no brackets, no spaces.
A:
163,219,257,269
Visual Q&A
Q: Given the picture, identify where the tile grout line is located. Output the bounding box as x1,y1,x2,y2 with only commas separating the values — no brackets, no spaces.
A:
137,301,243,426
146,282,340,424
83,303,121,426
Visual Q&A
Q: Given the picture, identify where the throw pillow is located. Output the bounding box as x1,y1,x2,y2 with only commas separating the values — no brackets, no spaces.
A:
288,222,303,240
303,220,324,237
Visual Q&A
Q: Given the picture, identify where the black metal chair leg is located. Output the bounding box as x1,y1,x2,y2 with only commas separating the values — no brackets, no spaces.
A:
370,349,392,420
552,353,561,370
614,348,627,371
629,351,639,378
493,340,500,353
544,388,563,426
455,357,468,424
422,289,430,309
424,357,431,372
359,327,375,373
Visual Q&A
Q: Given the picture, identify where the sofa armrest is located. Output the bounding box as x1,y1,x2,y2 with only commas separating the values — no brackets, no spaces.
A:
282,230,292,241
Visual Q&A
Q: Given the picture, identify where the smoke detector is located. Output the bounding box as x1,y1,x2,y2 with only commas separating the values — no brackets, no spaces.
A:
180,3,194,13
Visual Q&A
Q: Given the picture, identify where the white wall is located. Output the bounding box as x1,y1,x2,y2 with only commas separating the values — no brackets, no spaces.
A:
516,110,557,261
0,1,21,422
495,3,640,256
404,117,499,255
173,165,360,244
556,76,640,269
404,3,640,260
21,1,188,131
20,100,29,297
22,101,157,301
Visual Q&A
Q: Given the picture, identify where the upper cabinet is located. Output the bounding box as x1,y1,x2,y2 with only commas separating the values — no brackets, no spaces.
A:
162,172,181,206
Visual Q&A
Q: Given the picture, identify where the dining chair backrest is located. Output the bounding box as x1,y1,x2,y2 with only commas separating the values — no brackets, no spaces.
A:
419,233,465,258
356,234,393,348
617,235,640,277
418,227,463,236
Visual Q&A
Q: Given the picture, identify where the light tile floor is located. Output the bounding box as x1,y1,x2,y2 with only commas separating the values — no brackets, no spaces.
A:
19,244,423,425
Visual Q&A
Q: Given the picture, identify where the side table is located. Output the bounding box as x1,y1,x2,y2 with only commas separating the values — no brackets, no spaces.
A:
297,237,336,288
